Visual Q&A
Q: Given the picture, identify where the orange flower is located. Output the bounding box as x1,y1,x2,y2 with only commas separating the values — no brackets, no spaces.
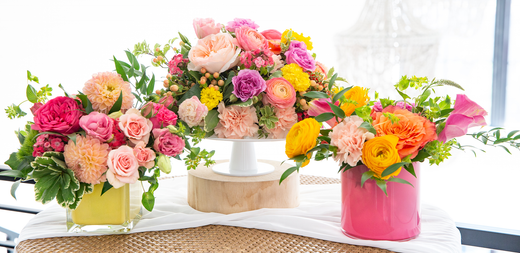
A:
362,135,401,180
372,106,437,159
340,86,369,116
285,118,320,167
63,135,110,184
83,72,135,114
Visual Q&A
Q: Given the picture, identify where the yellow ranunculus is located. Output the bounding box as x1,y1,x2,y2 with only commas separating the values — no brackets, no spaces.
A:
340,86,369,116
285,118,320,167
281,29,313,50
361,135,401,180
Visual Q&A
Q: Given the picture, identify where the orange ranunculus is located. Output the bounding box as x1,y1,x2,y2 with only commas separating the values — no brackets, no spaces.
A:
361,135,402,180
372,106,437,159
285,118,321,167
340,86,369,117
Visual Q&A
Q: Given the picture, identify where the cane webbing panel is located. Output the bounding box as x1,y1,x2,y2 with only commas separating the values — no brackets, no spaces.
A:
16,175,393,253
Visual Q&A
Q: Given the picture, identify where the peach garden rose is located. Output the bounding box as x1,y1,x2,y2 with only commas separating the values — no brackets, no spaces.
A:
188,33,241,74
119,108,153,146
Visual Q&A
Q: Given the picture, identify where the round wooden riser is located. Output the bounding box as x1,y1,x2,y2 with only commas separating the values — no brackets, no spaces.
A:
188,159,299,214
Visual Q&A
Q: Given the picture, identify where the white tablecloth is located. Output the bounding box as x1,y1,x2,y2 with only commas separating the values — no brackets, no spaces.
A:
17,176,461,253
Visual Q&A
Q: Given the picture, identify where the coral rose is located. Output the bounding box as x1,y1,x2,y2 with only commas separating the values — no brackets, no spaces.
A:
133,141,156,169
362,135,402,180
31,96,82,135
340,86,370,116
82,72,134,114
178,96,208,128
263,78,296,109
315,62,328,79
438,94,487,143
188,33,241,74
153,128,185,157
330,116,375,167
106,145,139,188
119,108,153,146
214,102,259,139
193,18,223,39
260,29,282,40
64,135,110,185
266,107,298,139
285,118,321,167
234,26,268,51
372,106,437,159
79,111,114,142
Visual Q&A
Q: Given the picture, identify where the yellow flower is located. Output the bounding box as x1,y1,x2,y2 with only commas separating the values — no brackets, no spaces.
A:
281,29,313,50
340,86,369,116
361,135,402,180
281,63,310,92
200,87,223,110
285,118,320,167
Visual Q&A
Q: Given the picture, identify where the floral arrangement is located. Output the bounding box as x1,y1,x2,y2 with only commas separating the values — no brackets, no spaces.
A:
2,67,214,211
281,76,520,193
131,17,341,140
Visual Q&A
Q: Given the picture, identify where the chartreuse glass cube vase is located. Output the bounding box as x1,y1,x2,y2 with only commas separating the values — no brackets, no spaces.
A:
66,182,142,233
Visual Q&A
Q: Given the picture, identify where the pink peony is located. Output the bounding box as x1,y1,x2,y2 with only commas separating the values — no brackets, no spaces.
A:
119,108,153,146
106,145,139,188
308,98,340,128
214,102,259,139
260,29,282,40
79,111,114,142
193,18,223,39
233,26,268,52
226,18,259,32
149,103,178,129
438,94,487,143
266,107,298,139
31,96,83,134
178,96,208,127
153,128,185,157
263,78,296,109
133,141,156,169
329,116,375,166
188,33,241,74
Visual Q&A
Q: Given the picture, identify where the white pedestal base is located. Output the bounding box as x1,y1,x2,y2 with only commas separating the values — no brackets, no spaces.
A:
211,140,275,177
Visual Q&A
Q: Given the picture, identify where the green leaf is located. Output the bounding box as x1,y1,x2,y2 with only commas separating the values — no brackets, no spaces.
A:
279,166,298,185
328,102,345,119
361,171,374,188
113,56,129,82
26,85,38,103
327,67,335,79
178,32,191,47
10,180,21,200
497,145,511,154
0,169,24,178
359,122,377,135
381,162,409,178
100,181,113,196
387,177,414,187
411,150,429,163
439,108,454,118
58,84,70,97
146,74,155,95
327,73,338,91
179,82,201,105
507,130,520,138
396,88,410,100
320,129,332,136
125,50,140,70
269,70,282,79
404,163,417,177
375,179,388,196
303,91,329,99
67,133,77,145
314,112,335,122
437,79,464,91
204,110,219,132
142,191,155,212
108,91,124,114
234,99,253,107
332,86,352,103
136,67,147,90
224,71,236,88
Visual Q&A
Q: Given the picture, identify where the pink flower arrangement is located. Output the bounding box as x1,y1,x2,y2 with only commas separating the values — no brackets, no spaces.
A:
79,111,114,142
266,107,298,139
119,109,153,145
31,96,83,135
438,94,487,143
214,102,259,139
178,96,208,127
193,18,223,39
149,103,178,129
263,78,296,109
329,116,375,166
226,18,259,32
234,26,268,52
188,33,241,74
153,128,185,157
106,145,140,188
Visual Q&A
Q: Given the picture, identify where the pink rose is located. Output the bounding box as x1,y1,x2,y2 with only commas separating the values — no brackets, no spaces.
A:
79,111,114,142
133,141,156,169
193,18,223,39
188,33,241,74
178,96,208,127
263,78,296,109
260,29,282,40
149,103,178,129
329,116,375,166
106,145,139,189
233,26,268,51
438,94,487,143
31,96,83,134
153,128,185,157
30,102,43,115
119,108,153,146
158,94,176,110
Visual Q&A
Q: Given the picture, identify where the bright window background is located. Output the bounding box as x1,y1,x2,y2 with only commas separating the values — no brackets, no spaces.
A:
0,0,518,246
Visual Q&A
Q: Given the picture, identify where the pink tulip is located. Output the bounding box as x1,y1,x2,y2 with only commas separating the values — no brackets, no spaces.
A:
308,98,340,128
193,18,222,39
438,94,487,143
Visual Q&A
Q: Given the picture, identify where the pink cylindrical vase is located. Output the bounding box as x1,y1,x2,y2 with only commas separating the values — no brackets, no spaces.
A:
341,162,420,241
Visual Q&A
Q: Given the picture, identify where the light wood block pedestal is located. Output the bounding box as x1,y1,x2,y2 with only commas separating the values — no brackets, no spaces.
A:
187,159,299,214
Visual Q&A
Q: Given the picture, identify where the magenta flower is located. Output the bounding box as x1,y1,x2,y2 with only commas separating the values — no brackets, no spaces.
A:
437,94,488,143
308,98,339,127
226,18,259,32
31,96,83,134
284,41,316,71
232,69,266,101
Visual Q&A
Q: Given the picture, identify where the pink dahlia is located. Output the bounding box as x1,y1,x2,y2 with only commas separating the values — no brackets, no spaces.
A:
329,116,375,167
214,102,259,139
82,72,135,114
63,135,110,185
266,107,298,139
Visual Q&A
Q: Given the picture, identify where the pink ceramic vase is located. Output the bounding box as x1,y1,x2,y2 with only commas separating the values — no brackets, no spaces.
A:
341,162,421,241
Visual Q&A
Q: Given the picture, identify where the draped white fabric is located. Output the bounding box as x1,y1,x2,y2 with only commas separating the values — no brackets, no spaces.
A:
17,177,461,253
